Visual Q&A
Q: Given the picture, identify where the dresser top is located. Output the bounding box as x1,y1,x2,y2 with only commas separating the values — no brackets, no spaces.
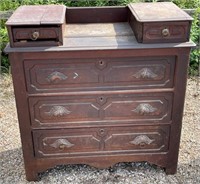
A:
6,5,66,25
4,22,195,53
128,2,193,22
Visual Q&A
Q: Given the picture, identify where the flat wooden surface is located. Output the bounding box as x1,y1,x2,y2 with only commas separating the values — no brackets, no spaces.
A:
6,5,66,25
128,2,193,22
65,22,133,37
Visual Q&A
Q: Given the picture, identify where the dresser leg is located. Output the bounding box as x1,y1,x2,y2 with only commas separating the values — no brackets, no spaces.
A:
165,165,177,175
25,170,39,181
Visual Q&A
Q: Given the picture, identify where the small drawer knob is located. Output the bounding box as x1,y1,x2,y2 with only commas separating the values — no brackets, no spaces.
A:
31,31,39,40
162,28,170,37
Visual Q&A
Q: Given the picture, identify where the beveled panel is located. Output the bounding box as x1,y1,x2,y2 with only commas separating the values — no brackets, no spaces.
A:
33,125,169,157
29,92,172,128
24,56,175,93
29,96,100,126
33,129,101,157
143,22,189,43
13,27,59,41
104,125,169,152
103,94,172,121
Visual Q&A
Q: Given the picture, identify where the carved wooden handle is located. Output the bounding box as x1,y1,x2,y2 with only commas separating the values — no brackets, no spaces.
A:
49,139,74,150
47,71,68,83
130,135,154,148
132,103,157,115
133,68,158,79
46,106,71,117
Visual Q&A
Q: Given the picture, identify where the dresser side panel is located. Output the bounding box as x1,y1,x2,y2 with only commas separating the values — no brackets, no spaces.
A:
9,53,38,180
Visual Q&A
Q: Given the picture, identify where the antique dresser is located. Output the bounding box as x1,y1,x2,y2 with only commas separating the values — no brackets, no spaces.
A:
5,2,195,181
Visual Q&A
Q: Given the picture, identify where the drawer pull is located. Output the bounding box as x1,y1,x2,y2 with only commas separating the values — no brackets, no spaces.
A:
47,71,68,83
162,28,170,37
130,135,154,147
133,68,158,79
49,139,74,149
46,106,71,117
132,103,157,115
31,31,40,40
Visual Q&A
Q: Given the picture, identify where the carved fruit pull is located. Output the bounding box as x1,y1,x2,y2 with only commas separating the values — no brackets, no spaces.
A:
130,135,154,148
132,103,157,115
49,139,74,150
133,68,158,79
46,106,71,117
47,71,68,83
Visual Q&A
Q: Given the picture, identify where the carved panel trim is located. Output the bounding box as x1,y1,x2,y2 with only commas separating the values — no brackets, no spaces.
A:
45,106,71,118
44,138,74,149
47,71,68,83
130,135,154,146
132,103,157,115
133,68,158,79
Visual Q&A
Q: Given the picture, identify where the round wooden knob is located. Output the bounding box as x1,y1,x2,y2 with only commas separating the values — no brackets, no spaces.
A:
162,28,170,37
31,31,39,40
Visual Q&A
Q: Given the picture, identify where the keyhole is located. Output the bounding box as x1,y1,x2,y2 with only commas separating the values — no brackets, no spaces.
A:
100,97,103,101
99,60,104,65
99,129,105,134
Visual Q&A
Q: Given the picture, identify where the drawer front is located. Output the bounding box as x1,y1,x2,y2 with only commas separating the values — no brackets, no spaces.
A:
24,56,175,93
33,125,169,157
13,27,59,41
143,22,189,43
29,92,173,127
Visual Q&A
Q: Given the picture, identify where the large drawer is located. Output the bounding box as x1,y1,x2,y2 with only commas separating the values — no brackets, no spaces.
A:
24,56,175,93
29,92,173,128
33,125,169,157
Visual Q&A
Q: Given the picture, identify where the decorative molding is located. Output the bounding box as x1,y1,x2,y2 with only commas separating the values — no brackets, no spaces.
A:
132,103,157,115
46,106,71,117
73,72,79,79
47,139,74,149
133,68,158,79
47,71,68,83
130,135,154,146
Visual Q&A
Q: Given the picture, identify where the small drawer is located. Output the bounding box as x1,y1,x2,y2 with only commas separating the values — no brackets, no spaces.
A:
33,125,169,158
24,56,175,93
128,2,192,43
13,27,59,41
29,92,173,128
9,25,63,47
143,22,190,43
6,5,66,47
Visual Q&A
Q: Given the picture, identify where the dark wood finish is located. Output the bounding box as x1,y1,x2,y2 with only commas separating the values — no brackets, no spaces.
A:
29,92,173,128
24,56,175,93
33,125,169,157
66,6,128,23
6,5,66,47
6,3,195,181
128,2,193,43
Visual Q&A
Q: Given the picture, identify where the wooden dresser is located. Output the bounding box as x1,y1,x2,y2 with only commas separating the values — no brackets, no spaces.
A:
5,2,195,181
